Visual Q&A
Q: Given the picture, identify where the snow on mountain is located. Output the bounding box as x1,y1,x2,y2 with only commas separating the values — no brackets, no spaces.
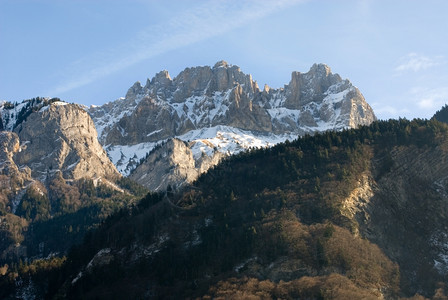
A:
179,126,297,160
88,61,376,188
1,100,30,131
107,126,298,176
106,141,159,176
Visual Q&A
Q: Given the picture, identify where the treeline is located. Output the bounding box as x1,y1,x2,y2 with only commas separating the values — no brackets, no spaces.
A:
3,118,448,299
1,97,63,130
0,174,148,265
433,104,448,124
59,119,448,298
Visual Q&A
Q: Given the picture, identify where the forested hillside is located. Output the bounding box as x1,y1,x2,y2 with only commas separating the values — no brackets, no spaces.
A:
433,104,448,124
3,118,448,299
0,99,149,292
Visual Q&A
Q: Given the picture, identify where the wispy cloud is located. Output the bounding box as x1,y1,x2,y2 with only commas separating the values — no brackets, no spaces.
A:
372,103,410,119
412,86,448,110
395,53,445,73
48,0,306,96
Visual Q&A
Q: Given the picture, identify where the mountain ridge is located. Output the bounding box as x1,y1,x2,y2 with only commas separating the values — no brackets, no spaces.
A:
88,61,376,189
2,62,448,298
0,99,146,265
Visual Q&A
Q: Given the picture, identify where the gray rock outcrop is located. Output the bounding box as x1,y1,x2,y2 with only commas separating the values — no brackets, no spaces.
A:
90,61,375,147
88,61,376,190
14,103,120,182
129,138,224,191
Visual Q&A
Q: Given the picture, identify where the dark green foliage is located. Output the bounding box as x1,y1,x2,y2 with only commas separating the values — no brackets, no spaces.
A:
49,175,82,215
433,104,448,123
137,192,164,210
24,205,103,259
0,256,67,300
13,97,61,129
16,187,50,221
2,101,14,109
5,118,448,299
116,176,148,197
19,177,146,259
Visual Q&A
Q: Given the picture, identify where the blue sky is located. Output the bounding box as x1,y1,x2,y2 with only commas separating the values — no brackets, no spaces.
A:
1,0,447,120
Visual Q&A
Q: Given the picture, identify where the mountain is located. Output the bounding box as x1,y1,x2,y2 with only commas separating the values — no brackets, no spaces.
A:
13,101,119,182
0,98,145,263
0,98,120,191
12,118,448,299
128,138,225,191
0,61,376,262
89,61,376,189
0,61,379,298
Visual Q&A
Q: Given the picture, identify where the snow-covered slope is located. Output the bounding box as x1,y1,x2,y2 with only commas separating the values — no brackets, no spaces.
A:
88,61,376,188
107,125,298,176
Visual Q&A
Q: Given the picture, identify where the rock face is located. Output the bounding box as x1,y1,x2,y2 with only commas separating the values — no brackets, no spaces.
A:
0,100,121,214
13,102,119,182
0,131,33,214
129,138,224,191
89,61,376,190
0,131,22,177
129,139,196,191
339,140,448,295
90,61,375,146
0,100,130,264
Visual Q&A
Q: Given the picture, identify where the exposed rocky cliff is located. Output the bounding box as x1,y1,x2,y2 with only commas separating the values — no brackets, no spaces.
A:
90,61,375,146
0,100,126,262
89,61,376,190
13,102,119,182
354,142,448,294
129,138,224,191
0,131,33,214
0,99,121,197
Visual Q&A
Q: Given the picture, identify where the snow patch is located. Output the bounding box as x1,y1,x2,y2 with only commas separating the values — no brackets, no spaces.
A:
178,125,298,160
431,231,448,274
147,129,163,137
106,141,161,176
52,101,69,106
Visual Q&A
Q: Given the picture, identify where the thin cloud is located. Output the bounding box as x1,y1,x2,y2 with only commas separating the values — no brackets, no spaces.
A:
413,87,448,110
48,0,306,96
395,53,445,73
372,104,410,119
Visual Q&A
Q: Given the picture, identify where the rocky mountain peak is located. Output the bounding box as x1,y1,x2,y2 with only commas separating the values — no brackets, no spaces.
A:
263,84,271,94
13,102,120,181
151,70,172,87
125,81,143,100
309,63,333,77
89,62,376,187
284,63,345,109
213,60,230,69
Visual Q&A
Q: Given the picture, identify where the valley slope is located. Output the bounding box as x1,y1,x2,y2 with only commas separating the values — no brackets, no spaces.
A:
10,118,448,299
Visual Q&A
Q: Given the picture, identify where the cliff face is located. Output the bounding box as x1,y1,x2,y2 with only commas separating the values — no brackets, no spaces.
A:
0,131,33,215
129,138,224,191
89,61,376,189
129,139,197,191
0,100,121,213
0,100,128,263
350,142,448,294
90,61,375,147
13,102,119,182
